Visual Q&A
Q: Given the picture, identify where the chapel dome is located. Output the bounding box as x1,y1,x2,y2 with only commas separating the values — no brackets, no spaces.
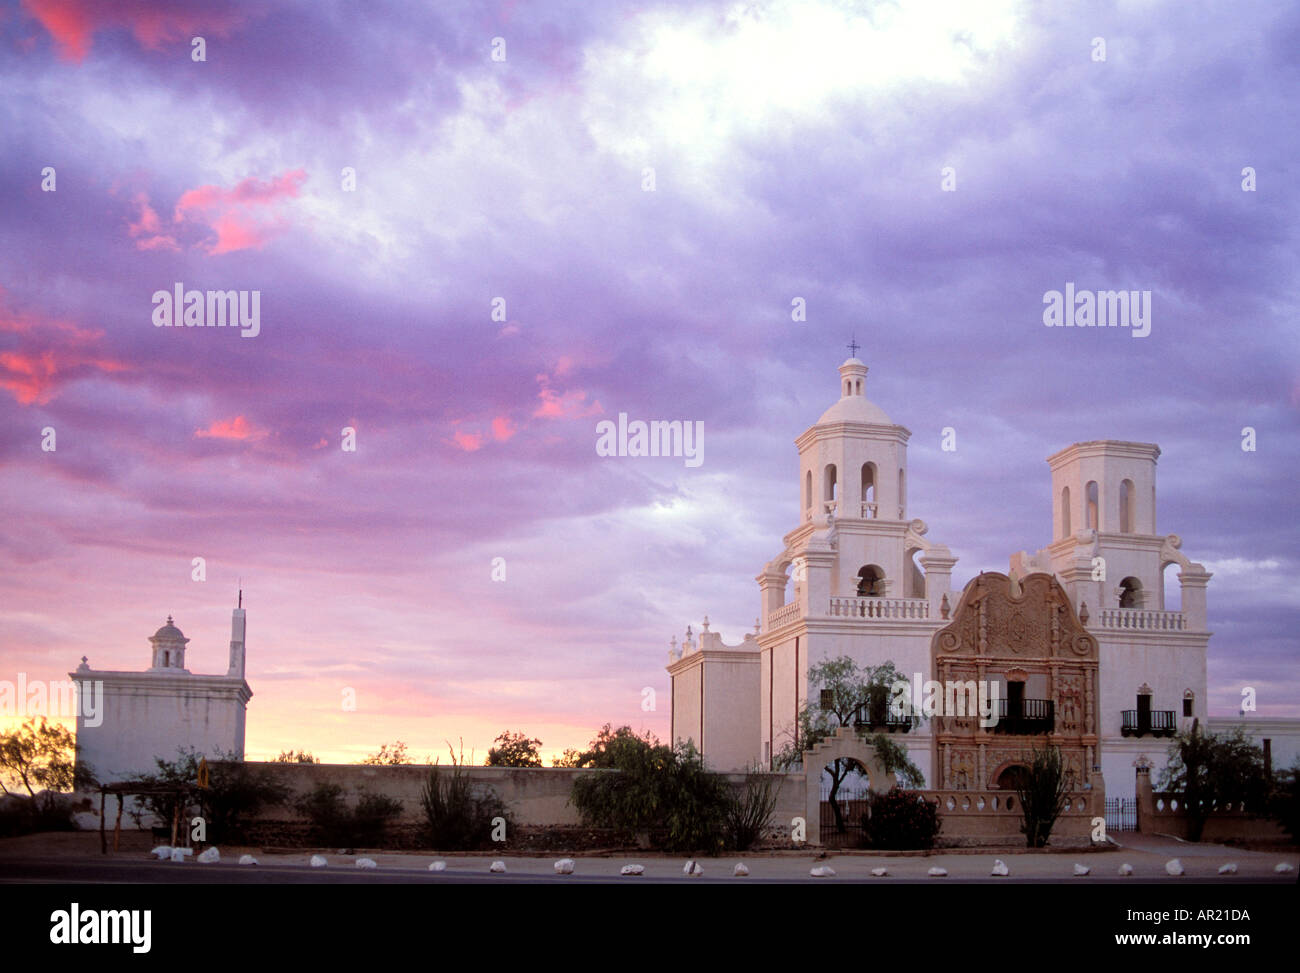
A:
152,616,185,640
816,358,894,425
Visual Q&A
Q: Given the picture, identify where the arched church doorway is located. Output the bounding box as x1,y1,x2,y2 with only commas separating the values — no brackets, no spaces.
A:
995,764,1028,792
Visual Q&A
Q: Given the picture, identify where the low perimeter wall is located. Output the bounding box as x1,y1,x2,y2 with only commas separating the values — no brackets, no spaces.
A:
219,761,808,834
1141,790,1289,842
219,762,1104,848
919,788,1102,847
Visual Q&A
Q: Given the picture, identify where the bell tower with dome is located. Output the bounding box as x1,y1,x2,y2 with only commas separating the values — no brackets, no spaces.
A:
70,602,253,784
669,355,957,777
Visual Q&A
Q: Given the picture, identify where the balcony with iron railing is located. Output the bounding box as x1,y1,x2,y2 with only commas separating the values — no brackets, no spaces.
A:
850,701,915,733
1121,709,1177,737
989,698,1055,735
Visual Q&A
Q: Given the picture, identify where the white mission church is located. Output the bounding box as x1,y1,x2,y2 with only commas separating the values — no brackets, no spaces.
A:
667,356,1300,800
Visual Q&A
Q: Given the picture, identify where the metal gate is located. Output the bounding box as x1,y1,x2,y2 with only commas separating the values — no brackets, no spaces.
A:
1105,797,1136,832
819,766,871,847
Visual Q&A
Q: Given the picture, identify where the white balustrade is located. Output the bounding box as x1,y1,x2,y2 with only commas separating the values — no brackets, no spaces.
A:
1095,608,1186,631
767,601,802,630
827,596,930,620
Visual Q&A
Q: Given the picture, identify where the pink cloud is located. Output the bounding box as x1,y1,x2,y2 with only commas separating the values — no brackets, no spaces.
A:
22,0,244,63
127,192,178,251
491,416,516,441
533,386,602,419
451,429,484,452
173,169,306,255
122,170,305,256
195,415,267,441
0,298,127,405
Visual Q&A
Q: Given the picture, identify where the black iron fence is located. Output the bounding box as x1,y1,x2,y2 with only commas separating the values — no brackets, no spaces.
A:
1105,797,1137,831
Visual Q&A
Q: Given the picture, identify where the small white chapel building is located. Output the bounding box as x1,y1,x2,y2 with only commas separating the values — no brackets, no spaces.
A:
70,602,252,784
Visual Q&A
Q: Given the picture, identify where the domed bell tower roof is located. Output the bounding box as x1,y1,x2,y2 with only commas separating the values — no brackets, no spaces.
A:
151,616,186,641
817,358,894,425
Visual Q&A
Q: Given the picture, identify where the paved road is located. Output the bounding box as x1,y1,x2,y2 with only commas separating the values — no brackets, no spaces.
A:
1,854,1295,884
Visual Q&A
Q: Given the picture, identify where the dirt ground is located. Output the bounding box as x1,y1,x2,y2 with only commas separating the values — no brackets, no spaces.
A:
1,829,1295,881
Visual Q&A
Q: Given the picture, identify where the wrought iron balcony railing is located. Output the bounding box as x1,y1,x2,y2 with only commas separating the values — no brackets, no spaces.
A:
989,698,1055,735
851,704,914,733
1121,710,1177,737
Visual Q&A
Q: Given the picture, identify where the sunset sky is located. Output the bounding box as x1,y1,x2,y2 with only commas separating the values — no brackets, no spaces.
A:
2,0,1297,765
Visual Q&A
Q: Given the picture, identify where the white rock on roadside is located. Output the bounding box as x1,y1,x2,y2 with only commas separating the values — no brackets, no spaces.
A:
928,867,948,877
196,847,220,864
310,855,328,868
991,860,1009,876
1217,863,1237,875
1165,859,1184,876
357,858,377,869
489,860,507,873
1073,864,1090,876
733,863,749,877
683,860,702,876
151,846,172,860
1274,862,1294,873
620,864,644,876
169,847,192,862
1118,863,1134,876
554,859,575,874
810,866,837,878
429,860,446,871
239,854,258,866
870,866,889,877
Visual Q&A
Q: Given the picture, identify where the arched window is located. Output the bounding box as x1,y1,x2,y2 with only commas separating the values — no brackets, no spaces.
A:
860,462,876,516
1162,562,1181,612
824,464,838,502
1119,576,1142,609
1061,486,1071,538
1120,479,1135,533
1086,480,1099,530
805,470,812,510
856,564,885,597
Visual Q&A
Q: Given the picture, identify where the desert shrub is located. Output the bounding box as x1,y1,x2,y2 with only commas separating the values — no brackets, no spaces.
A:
1267,760,1300,842
725,772,780,850
860,788,940,850
0,794,77,837
295,782,402,847
1160,723,1268,842
1014,746,1071,848
421,761,510,850
570,739,730,853
127,748,288,843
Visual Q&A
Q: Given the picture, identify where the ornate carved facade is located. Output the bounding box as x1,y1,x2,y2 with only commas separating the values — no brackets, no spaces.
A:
930,571,1099,791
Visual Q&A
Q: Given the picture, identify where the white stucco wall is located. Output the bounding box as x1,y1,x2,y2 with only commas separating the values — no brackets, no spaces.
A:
72,671,251,783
